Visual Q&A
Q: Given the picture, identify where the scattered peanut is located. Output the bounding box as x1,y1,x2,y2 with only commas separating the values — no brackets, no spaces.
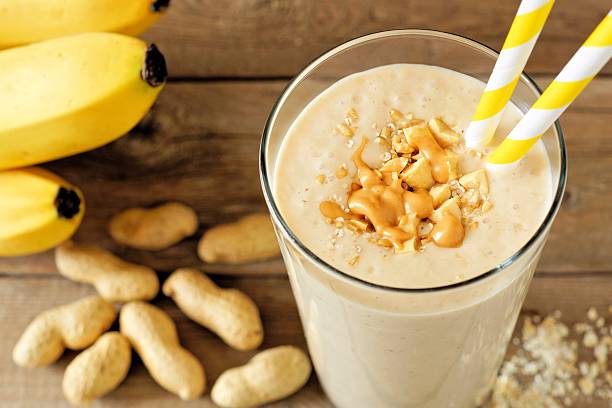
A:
163,268,263,351
211,346,312,408
198,213,280,264
120,301,206,400
108,202,198,250
13,296,116,368
55,241,159,303
62,332,131,406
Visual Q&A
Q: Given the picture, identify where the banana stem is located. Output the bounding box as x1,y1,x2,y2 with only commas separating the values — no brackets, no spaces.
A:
54,187,82,219
151,0,171,13
141,44,168,87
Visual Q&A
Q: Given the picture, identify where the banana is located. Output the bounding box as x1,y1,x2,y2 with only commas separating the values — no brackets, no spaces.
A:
0,168,85,257
0,0,170,49
0,32,167,171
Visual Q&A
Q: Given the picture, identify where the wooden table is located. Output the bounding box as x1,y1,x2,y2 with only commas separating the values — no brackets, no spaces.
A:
1,1,610,407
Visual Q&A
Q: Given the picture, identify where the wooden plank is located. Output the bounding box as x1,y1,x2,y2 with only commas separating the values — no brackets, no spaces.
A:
0,274,610,407
0,78,610,275
141,0,612,77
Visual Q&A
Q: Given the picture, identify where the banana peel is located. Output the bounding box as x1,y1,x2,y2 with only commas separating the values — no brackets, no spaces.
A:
0,168,85,256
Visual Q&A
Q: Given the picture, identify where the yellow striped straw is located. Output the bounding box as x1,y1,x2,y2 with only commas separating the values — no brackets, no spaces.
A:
465,0,555,148
489,10,612,165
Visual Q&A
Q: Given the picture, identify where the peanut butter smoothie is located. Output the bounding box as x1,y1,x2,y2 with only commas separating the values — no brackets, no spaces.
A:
274,64,552,289
268,63,558,408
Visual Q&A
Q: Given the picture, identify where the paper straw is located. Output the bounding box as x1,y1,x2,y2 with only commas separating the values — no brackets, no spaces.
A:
488,11,612,165
464,0,555,148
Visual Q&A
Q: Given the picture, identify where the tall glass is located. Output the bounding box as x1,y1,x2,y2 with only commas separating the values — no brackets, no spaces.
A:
260,30,566,408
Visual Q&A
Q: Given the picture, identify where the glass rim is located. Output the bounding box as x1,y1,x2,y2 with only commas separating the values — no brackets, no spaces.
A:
259,29,568,294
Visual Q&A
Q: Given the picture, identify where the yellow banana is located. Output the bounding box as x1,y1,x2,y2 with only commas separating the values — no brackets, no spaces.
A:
0,0,170,49
0,168,85,256
0,32,167,171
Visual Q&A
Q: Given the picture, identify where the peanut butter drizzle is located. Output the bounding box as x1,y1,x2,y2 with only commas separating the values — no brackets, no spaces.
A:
344,139,434,250
319,200,350,220
406,126,449,183
404,189,433,218
318,114,475,252
430,211,465,248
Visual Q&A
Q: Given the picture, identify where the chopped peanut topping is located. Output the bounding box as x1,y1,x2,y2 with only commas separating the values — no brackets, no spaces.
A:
429,184,451,208
445,150,460,181
418,221,434,238
336,123,354,137
428,117,460,147
316,174,326,185
459,169,489,196
397,237,420,253
335,165,348,179
482,200,493,213
347,254,360,266
389,108,405,122
347,219,370,232
402,158,435,190
404,126,452,183
401,118,425,129
380,125,392,140
320,109,492,251
391,133,414,154
380,157,409,173
335,109,358,137
430,197,461,223
375,136,388,145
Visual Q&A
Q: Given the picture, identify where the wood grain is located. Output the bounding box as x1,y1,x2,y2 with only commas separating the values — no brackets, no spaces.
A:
141,0,612,78
0,78,610,275
0,274,609,407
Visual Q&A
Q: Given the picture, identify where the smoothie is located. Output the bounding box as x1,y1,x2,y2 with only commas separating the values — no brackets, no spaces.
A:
269,64,557,407
274,64,552,289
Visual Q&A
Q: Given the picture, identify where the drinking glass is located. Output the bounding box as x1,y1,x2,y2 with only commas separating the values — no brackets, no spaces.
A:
260,30,566,408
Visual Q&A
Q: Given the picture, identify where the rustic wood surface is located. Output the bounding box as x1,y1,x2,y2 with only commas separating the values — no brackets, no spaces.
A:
1,0,611,406
141,0,612,77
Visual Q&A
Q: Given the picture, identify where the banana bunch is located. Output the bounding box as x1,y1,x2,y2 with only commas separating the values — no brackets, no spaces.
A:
0,33,168,170
0,3,170,256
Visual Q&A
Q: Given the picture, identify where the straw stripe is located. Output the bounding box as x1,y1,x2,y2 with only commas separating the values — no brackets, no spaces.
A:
532,77,593,109
555,47,611,80
503,0,555,49
483,37,537,90
489,138,539,163
584,14,612,46
472,77,520,120
488,10,612,165
465,0,555,147
516,0,551,14
497,107,563,141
